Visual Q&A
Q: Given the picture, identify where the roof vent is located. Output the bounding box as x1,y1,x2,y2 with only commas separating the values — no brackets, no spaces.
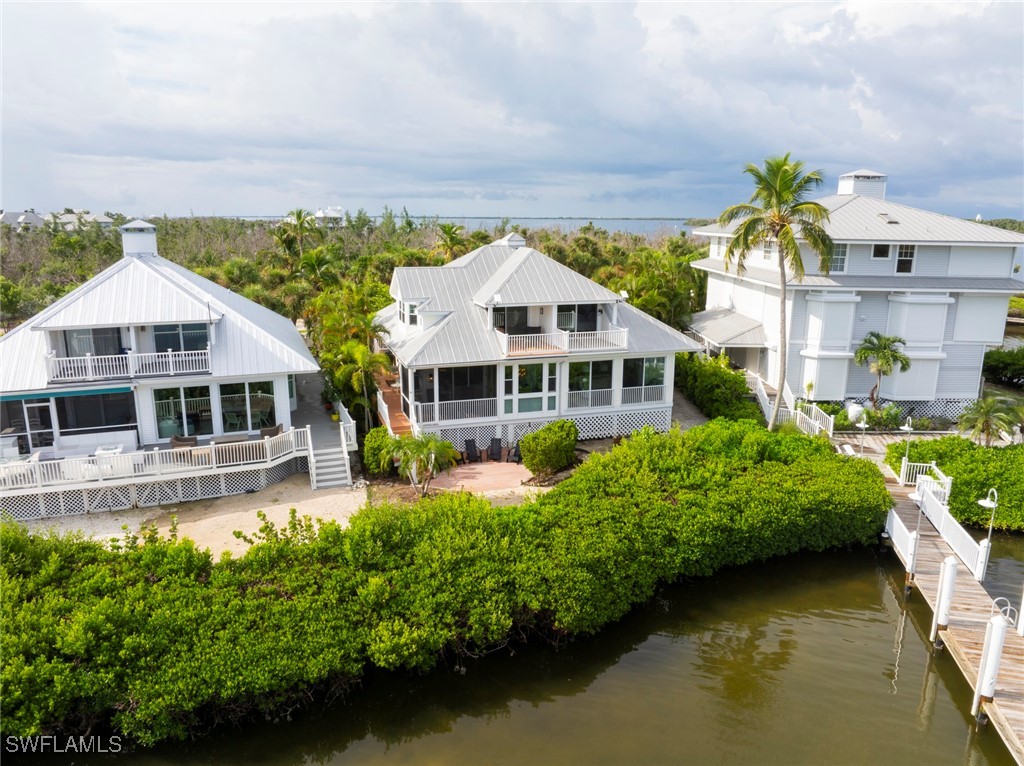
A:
838,169,887,199
878,213,899,225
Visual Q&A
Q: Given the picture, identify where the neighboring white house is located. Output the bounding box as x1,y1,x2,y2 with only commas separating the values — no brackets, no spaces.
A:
0,220,352,520
375,232,702,448
688,170,1024,417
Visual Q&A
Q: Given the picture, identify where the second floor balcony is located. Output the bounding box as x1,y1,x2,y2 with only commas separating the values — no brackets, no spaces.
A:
45,349,212,383
496,326,628,357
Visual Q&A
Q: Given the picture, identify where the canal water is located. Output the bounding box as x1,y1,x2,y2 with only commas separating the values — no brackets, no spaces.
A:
74,548,1013,765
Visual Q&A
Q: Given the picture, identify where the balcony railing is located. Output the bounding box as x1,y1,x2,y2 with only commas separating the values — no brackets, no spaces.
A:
415,398,498,424
621,385,665,404
567,389,613,409
45,349,211,382
497,326,628,357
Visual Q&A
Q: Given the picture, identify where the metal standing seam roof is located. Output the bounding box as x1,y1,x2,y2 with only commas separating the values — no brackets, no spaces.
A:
687,308,766,348
689,257,1023,292
380,239,700,367
0,253,318,394
693,194,1024,245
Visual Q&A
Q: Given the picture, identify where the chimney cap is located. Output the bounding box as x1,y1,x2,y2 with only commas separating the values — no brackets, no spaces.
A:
839,168,887,179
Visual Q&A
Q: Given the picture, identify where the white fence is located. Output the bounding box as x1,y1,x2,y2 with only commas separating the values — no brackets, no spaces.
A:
497,327,629,356
376,390,391,430
885,508,919,576
0,427,311,494
46,349,211,382
917,475,990,581
622,385,665,405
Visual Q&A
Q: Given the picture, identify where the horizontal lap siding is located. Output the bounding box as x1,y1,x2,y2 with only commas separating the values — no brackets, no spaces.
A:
936,345,985,398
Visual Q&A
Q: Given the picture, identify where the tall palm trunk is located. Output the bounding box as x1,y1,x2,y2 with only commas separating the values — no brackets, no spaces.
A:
768,258,788,431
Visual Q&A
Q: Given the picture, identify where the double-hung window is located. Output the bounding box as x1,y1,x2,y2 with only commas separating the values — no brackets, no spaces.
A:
762,240,775,261
399,302,419,326
829,243,848,274
895,244,915,274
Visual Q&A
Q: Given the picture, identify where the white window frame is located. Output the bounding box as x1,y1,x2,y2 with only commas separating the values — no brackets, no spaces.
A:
894,244,916,276
872,243,891,260
828,243,848,274
762,240,775,260
399,301,419,326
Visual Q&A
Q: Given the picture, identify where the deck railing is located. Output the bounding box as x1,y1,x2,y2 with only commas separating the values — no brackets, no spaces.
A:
0,428,310,493
497,327,629,356
376,390,391,430
567,389,613,409
46,349,211,382
621,385,665,405
333,401,357,449
899,459,937,487
917,476,990,581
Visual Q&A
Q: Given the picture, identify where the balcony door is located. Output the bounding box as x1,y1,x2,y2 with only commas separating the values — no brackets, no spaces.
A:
64,328,122,357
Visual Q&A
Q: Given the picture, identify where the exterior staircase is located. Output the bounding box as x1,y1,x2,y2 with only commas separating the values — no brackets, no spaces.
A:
309,445,352,489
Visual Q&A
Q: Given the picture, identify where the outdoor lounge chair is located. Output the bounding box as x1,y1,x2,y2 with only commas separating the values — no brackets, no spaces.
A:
169,435,198,449
488,438,502,462
505,442,521,464
462,439,482,464
260,423,283,439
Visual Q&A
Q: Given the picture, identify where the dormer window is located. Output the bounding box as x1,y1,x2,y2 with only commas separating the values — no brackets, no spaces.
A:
399,302,419,326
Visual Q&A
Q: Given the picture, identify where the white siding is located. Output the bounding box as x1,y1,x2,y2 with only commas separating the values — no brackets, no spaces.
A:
882,359,939,401
851,292,891,342
948,246,1015,277
706,276,731,309
912,245,950,277
953,294,1011,343
850,243,895,276
936,345,985,398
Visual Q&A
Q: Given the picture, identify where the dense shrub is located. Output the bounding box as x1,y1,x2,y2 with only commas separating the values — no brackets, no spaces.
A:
362,426,394,476
1,421,890,746
675,352,764,422
520,419,578,476
884,436,1024,531
983,347,1024,389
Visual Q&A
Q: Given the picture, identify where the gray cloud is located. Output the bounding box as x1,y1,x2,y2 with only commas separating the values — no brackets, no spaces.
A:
1,1,1021,220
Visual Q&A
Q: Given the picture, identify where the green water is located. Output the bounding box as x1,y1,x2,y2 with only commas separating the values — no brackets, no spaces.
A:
65,548,1013,766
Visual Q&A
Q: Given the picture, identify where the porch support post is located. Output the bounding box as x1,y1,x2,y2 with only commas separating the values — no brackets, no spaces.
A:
433,367,439,422
664,354,675,404
612,358,622,408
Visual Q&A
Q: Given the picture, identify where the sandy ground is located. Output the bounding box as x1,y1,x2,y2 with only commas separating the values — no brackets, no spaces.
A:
21,474,369,558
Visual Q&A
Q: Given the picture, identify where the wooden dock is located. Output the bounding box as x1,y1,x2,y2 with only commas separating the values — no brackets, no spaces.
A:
889,478,1024,764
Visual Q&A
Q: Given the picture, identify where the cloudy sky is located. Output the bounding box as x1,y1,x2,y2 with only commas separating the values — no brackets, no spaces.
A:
2,1,1022,220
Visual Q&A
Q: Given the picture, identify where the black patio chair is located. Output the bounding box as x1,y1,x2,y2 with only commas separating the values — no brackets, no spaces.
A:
462,439,482,464
488,437,502,462
505,441,521,464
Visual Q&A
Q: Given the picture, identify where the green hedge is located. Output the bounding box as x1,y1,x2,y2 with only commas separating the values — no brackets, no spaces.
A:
362,426,394,476
675,352,764,422
1,420,890,746
520,419,578,476
983,347,1024,389
884,436,1024,530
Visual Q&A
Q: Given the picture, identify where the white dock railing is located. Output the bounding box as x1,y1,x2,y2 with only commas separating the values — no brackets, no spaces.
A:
917,475,990,581
885,508,919,577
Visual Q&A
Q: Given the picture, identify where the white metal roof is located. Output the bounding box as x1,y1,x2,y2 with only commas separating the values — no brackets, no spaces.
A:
690,257,1023,292
688,308,766,347
380,237,699,367
693,194,1024,245
0,253,318,394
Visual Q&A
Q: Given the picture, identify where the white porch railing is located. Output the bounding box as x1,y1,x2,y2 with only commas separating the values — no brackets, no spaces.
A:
782,381,796,410
917,475,990,581
621,385,665,405
750,375,772,419
803,402,835,437
438,398,498,422
334,401,357,450
0,427,311,493
46,349,212,382
376,390,391,430
497,327,629,356
567,389,613,409
897,459,952,497
885,508,919,577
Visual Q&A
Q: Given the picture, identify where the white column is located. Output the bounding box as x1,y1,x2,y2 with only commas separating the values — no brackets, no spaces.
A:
971,615,1009,717
612,358,622,408
663,354,675,404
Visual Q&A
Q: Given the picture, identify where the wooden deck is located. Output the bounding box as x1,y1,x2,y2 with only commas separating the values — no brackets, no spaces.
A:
889,478,1024,763
372,371,411,436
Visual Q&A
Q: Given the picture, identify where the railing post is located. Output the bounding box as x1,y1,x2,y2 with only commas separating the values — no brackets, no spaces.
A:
86,353,95,380
1018,584,1024,637
975,538,991,582
899,456,908,486
931,556,959,644
126,349,135,377
167,349,175,375
264,435,271,464
907,530,919,582
971,614,1009,719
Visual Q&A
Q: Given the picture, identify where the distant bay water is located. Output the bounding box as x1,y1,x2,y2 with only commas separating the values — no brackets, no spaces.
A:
233,215,694,237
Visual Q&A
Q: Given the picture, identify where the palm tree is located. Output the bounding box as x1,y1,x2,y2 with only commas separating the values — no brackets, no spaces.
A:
390,433,460,496
435,222,467,261
334,340,391,432
717,155,833,429
293,247,339,291
957,394,1018,447
853,332,912,409
279,208,323,264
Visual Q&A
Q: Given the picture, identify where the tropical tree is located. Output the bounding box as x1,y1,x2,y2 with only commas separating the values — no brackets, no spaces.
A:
853,332,912,408
435,222,467,261
279,208,323,264
957,394,1019,447
717,155,833,429
293,247,339,291
389,432,460,496
332,340,391,432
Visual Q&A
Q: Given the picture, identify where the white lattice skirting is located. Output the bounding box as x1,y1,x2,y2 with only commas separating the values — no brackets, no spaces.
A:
0,458,302,522
832,398,977,420
433,408,673,448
